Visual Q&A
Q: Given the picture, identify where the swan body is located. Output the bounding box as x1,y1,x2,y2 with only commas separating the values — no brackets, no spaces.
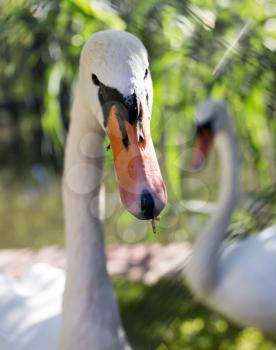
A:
0,264,64,350
208,225,276,333
0,30,166,350
186,100,276,335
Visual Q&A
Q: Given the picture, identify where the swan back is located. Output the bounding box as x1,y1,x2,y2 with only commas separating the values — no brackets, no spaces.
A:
0,264,65,350
207,226,276,334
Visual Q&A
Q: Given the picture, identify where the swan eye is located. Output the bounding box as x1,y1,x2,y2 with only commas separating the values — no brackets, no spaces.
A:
144,68,149,80
91,73,100,86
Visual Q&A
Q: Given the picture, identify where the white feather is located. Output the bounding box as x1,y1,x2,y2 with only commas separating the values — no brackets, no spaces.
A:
186,100,276,336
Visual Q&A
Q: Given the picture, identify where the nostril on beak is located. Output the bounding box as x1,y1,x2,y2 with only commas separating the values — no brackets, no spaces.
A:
141,189,155,219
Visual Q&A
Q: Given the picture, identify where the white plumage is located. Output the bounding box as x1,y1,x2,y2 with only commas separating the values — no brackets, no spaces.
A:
186,100,276,335
0,264,64,349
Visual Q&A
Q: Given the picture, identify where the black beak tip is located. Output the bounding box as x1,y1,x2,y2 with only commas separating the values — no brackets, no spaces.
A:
140,189,155,220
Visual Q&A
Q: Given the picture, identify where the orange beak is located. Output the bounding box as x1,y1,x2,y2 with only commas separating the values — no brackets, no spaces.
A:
106,103,167,219
192,127,213,169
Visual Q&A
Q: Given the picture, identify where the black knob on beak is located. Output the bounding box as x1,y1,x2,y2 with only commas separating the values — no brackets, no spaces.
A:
141,189,155,219
124,92,140,125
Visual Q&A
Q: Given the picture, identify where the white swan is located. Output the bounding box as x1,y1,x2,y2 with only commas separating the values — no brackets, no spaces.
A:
60,28,166,350
0,30,167,350
186,100,276,335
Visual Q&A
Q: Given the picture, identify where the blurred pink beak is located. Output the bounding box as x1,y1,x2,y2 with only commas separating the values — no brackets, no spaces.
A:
192,128,213,170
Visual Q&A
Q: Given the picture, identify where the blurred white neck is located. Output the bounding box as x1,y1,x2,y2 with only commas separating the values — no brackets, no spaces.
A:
187,127,239,298
59,85,129,350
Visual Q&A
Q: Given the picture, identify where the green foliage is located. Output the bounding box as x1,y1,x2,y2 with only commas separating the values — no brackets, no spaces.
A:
0,176,63,249
1,3,276,347
115,277,276,349
1,0,276,181
1,0,276,247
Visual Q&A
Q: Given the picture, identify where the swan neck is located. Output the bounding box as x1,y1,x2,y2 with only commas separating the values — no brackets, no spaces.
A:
63,85,105,260
60,85,127,349
216,129,239,210
188,127,239,297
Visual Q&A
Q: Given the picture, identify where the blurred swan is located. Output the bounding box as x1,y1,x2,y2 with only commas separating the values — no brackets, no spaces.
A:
0,30,166,350
186,100,276,335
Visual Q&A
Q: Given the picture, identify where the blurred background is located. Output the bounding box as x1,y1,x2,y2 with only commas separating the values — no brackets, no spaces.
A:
1,0,276,348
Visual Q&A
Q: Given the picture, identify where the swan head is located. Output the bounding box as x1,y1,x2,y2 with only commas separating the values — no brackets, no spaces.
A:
192,100,231,169
79,30,167,219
